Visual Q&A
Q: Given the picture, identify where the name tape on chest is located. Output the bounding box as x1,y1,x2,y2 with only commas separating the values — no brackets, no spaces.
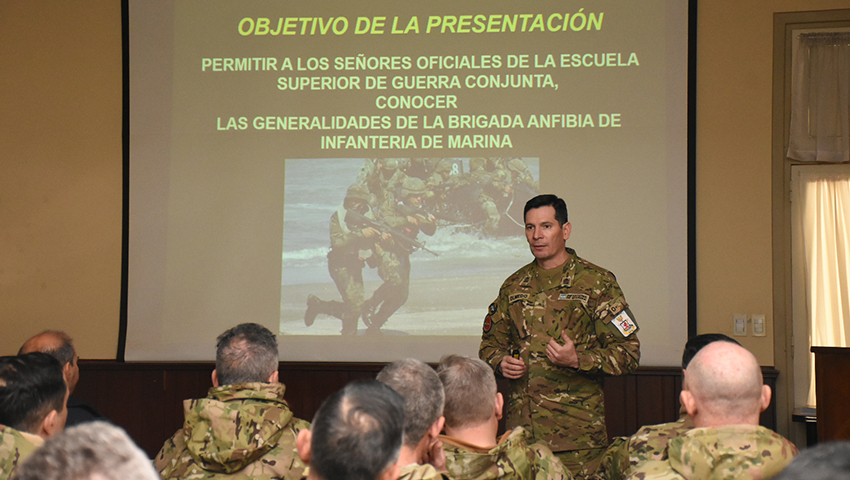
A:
508,293,531,304
612,311,637,337
558,293,589,305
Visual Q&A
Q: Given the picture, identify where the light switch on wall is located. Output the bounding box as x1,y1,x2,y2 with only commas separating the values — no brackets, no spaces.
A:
752,314,766,337
733,314,747,336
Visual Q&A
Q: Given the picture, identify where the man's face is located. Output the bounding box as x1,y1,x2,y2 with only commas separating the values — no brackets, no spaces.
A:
348,199,368,215
55,385,70,435
406,194,423,207
525,206,570,265
66,353,80,394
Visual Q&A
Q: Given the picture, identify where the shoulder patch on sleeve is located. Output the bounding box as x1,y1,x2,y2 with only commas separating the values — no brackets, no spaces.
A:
488,302,497,314
483,315,493,333
612,311,637,337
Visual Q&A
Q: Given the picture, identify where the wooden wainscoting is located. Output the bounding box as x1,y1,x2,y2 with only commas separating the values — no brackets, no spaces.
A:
74,361,777,458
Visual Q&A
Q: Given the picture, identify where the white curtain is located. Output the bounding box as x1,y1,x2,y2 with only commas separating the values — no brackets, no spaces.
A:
787,32,850,163
795,168,850,405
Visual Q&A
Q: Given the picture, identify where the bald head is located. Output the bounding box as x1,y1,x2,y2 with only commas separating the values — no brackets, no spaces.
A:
682,342,770,427
19,331,79,394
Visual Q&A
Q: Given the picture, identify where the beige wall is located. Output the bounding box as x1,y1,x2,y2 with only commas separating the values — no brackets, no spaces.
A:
2,1,848,363
0,1,122,358
695,0,847,365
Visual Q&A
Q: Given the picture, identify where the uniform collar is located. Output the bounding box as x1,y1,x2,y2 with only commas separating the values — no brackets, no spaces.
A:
523,248,577,288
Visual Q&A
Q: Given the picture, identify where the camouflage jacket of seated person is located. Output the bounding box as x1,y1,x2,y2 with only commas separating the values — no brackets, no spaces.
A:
0,425,44,480
599,414,693,480
155,382,309,480
441,426,573,480
624,424,797,480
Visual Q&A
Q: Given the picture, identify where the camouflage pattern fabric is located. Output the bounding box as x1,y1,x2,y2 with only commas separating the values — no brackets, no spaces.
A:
310,208,379,334
479,248,640,458
399,462,453,480
553,448,605,480
599,415,693,480
154,382,310,480
441,426,573,480
0,425,43,480
364,197,436,330
625,425,798,480
463,164,506,234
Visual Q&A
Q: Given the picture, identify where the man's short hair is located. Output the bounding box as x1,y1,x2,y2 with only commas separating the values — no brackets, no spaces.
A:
437,355,496,429
681,333,741,369
376,358,445,447
12,421,159,480
0,353,66,433
310,380,404,480
215,323,279,385
686,342,764,421
18,330,77,368
774,441,850,480
524,194,568,225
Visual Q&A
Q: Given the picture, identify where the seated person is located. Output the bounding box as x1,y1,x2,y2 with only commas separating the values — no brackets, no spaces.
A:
377,358,451,480
12,421,159,480
436,354,571,480
19,330,107,427
0,353,68,480
599,334,741,479
155,323,309,480
296,379,405,480
626,341,797,480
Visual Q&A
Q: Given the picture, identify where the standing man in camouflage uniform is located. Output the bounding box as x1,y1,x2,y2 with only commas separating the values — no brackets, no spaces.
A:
626,341,797,480
0,353,69,480
437,354,572,480
155,323,309,480
479,194,640,479
305,184,384,335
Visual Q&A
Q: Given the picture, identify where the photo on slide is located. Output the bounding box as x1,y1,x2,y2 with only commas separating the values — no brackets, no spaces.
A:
281,157,539,336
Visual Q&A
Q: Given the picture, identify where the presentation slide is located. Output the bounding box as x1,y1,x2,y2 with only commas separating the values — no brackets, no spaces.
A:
127,0,689,365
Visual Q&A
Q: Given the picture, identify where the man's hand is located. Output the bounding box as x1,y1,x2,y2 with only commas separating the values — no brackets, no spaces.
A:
360,227,380,238
425,438,447,472
500,355,527,379
546,329,579,368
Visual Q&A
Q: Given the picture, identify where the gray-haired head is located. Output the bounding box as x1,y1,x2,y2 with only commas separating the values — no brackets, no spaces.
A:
19,331,76,367
11,421,159,480
774,441,850,480
376,358,444,447
437,354,497,429
215,323,278,385
18,331,79,394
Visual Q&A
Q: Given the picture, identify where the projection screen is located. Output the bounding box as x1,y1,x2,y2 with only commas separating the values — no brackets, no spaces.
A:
127,0,689,365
